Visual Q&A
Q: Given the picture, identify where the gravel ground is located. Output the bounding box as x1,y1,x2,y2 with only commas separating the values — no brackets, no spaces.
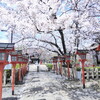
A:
2,64,100,100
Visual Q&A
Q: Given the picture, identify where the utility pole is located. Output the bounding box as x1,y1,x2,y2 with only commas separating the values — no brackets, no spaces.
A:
11,30,13,43
1,25,15,43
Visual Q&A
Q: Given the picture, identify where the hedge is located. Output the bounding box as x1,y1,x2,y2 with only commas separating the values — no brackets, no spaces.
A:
46,63,53,69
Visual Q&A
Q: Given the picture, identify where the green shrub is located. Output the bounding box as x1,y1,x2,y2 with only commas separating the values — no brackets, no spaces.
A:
96,67,100,71
76,67,81,71
46,63,53,69
84,66,100,71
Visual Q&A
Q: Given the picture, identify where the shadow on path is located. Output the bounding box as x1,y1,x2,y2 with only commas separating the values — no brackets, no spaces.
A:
2,97,18,100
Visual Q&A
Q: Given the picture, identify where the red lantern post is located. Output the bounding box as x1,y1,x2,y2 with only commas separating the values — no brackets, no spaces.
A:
76,50,88,88
0,43,14,100
10,51,19,95
18,56,23,82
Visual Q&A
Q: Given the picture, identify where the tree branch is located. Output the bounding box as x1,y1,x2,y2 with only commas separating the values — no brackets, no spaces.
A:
34,37,64,55
58,27,66,54
38,45,60,55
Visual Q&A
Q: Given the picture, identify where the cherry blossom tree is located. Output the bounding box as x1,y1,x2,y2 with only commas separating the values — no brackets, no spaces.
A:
0,0,100,56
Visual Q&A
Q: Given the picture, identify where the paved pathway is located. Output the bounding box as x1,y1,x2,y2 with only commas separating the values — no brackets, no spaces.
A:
19,64,71,100
2,64,100,100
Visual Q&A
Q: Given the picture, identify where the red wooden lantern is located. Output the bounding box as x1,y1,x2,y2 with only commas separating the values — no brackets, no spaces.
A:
0,43,14,100
10,51,19,95
76,50,88,88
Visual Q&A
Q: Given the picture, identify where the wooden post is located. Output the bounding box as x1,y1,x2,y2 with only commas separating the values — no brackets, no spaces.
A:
0,64,5,100
81,60,85,89
65,60,70,79
52,62,55,72
11,64,16,95
60,61,63,76
21,65,24,78
56,62,58,74
67,61,70,79
18,68,21,82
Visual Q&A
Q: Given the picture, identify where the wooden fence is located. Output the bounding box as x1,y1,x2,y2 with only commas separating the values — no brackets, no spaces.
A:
84,68,100,79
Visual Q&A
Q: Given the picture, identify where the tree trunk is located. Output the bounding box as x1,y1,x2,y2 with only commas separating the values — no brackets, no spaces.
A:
58,28,66,55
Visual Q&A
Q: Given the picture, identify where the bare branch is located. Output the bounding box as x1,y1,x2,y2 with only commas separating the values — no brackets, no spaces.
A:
38,45,60,55
34,37,64,55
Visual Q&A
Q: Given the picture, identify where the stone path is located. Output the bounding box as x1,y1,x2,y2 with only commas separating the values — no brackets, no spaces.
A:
2,64,100,100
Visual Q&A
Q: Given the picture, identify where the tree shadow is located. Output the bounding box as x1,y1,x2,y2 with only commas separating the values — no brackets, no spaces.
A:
2,97,18,100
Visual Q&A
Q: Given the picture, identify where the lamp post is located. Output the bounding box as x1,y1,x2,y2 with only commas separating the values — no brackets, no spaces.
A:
18,56,23,82
76,50,88,88
10,51,18,95
11,30,13,43
0,52,8,100
0,43,14,100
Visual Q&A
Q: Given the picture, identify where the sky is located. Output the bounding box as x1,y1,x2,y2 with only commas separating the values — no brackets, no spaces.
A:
0,2,9,43
0,31,9,43
0,0,99,48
